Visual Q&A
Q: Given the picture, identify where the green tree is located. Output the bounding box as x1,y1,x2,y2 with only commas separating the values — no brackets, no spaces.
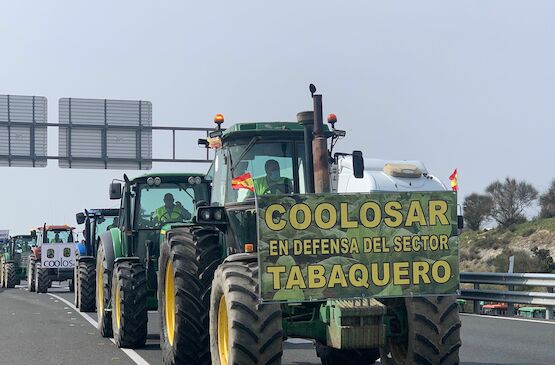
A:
463,193,493,231
486,178,538,227
539,180,555,218
531,247,554,273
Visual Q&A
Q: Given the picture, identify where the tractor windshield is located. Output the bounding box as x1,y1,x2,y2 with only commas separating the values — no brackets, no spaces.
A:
14,237,35,253
95,216,118,234
137,183,208,229
227,141,306,203
46,230,73,243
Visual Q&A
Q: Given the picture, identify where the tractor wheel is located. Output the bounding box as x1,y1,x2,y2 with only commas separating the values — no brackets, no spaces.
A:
96,244,113,337
74,263,80,307
27,259,36,292
5,262,17,288
111,260,148,348
35,263,50,293
316,343,380,365
210,260,283,365
0,259,4,288
159,226,222,365
379,296,461,365
76,260,96,312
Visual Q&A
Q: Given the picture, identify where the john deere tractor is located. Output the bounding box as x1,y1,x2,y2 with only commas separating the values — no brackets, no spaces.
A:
96,173,211,348
158,87,462,365
0,235,36,288
73,208,119,312
27,225,77,293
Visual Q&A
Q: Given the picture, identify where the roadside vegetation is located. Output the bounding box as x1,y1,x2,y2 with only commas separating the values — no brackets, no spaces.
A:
460,178,555,273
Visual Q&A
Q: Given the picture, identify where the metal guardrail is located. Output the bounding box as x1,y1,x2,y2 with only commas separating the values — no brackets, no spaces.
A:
459,272,555,319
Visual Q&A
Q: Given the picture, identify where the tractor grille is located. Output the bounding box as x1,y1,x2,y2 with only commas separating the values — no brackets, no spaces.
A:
20,254,29,268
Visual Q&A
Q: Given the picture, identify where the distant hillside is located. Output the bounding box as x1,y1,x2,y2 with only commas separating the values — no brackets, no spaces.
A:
460,218,555,273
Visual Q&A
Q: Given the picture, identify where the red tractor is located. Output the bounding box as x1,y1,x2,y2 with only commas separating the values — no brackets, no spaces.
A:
27,225,77,293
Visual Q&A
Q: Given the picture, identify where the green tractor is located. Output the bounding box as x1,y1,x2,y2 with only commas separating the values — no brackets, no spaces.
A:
0,235,36,288
74,208,120,312
157,88,462,365
96,173,211,348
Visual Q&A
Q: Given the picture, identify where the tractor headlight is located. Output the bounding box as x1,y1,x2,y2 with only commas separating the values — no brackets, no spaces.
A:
188,176,195,184
147,177,155,186
194,176,202,185
154,177,162,186
200,209,212,221
197,207,227,224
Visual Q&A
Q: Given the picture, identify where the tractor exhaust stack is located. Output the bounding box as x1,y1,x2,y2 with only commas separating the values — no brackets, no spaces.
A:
311,90,331,193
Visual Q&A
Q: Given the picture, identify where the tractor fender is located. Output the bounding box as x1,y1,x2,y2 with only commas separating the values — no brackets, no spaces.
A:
76,241,87,257
98,228,123,272
31,247,41,260
223,252,258,263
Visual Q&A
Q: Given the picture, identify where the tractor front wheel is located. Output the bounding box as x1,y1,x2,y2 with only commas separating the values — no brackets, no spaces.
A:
379,296,462,365
210,260,283,365
159,226,222,365
27,259,36,292
111,260,148,348
76,260,96,312
4,262,17,288
96,244,113,337
35,263,50,293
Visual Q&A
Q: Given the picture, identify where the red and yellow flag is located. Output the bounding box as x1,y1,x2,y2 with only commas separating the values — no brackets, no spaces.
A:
232,172,254,192
449,169,458,191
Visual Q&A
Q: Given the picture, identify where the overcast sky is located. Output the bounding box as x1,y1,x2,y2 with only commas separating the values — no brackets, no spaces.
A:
1,1,554,235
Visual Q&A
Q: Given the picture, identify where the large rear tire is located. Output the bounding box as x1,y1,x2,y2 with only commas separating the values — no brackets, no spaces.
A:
159,226,222,365
380,296,462,365
96,244,113,337
35,263,50,293
27,258,36,292
210,260,283,365
5,262,17,288
76,260,96,312
112,260,148,348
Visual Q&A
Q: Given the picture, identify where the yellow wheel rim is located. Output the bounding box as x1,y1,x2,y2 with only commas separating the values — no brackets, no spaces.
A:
97,262,104,316
218,295,229,364
165,260,176,346
115,281,121,330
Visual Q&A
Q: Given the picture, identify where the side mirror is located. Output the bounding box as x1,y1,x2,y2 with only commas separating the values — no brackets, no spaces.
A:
352,150,364,179
109,182,122,200
76,213,85,225
458,215,464,230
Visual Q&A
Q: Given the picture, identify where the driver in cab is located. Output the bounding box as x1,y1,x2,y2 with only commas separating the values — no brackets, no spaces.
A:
154,193,192,223
254,159,293,195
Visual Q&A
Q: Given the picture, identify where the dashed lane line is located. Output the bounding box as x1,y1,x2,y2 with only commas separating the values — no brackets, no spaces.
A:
48,293,151,365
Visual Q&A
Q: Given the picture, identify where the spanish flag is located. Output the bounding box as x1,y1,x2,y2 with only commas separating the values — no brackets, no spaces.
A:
449,169,458,191
232,172,254,192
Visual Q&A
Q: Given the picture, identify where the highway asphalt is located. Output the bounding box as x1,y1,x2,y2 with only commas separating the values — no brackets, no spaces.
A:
1,283,554,365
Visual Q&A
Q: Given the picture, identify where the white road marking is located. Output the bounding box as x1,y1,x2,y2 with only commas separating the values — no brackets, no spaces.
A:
48,293,151,365
461,313,555,325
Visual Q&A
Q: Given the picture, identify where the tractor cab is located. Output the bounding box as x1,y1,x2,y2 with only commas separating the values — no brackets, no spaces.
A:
34,225,76,247
109,173,210,257
9,235,35,256
76,208,120,257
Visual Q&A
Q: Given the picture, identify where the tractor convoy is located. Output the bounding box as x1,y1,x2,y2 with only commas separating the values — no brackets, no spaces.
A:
2,87,462,365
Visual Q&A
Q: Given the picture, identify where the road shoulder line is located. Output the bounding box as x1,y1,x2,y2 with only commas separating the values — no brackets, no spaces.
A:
48,293,151,365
